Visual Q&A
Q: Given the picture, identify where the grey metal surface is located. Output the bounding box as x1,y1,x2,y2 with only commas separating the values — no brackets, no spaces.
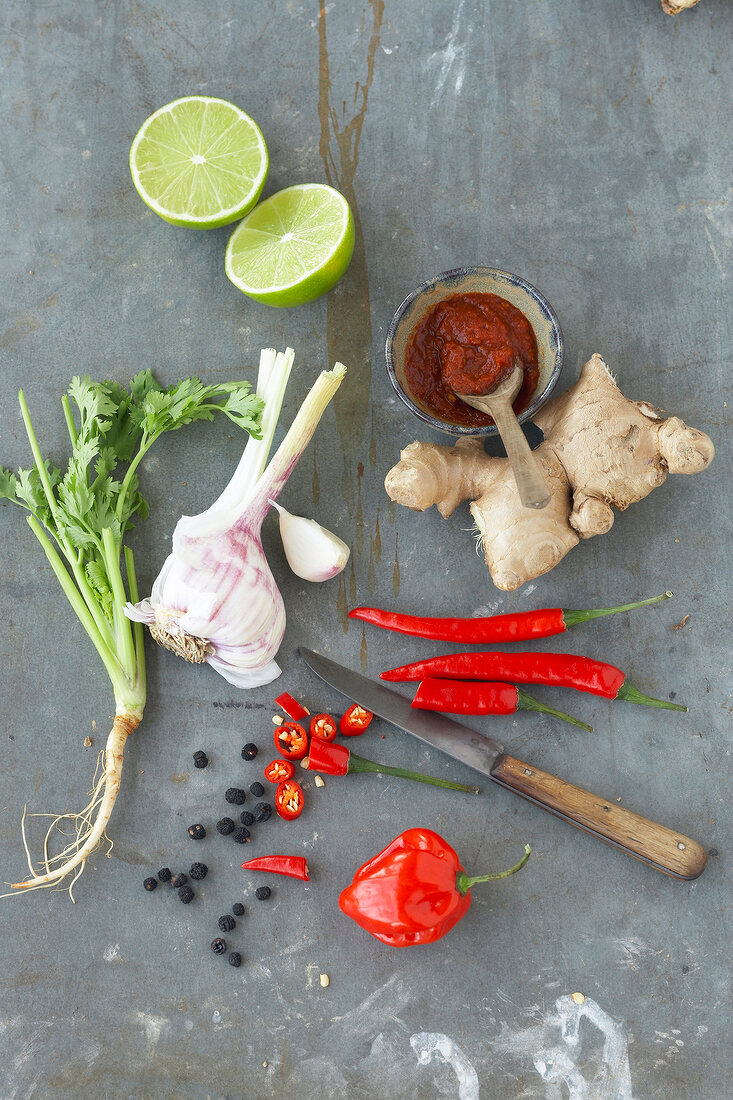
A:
0,2,730,1098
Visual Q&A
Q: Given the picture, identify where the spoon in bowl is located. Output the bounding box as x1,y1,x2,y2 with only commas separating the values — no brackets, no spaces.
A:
452,358,551,509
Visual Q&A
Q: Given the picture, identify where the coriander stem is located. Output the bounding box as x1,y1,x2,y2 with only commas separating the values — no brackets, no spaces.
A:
102,527,137,681
27,515,125,692
115,433,157,524
18,390,60,528
61,395,78,446
19,390,115,648
124,545,146,702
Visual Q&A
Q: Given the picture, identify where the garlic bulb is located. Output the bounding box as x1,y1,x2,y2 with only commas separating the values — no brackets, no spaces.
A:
269,500,350,582
125,350,346,688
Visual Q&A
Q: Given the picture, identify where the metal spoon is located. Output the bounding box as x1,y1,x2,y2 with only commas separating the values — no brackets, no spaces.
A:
453,359,551,509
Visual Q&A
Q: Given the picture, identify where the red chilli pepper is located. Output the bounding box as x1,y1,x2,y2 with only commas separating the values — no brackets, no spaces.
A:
241,855,310,881
339,828,531,946
275,780,305,820
310,713,338,741
382,652,687,711
339,703,373,735
275,692,310,721
349,592,672,644
274,722,309,760
412,679,592,731
306,738,479,793
264,759,296,784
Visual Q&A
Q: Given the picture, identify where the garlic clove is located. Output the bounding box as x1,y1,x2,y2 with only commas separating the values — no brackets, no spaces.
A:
269,500,350,582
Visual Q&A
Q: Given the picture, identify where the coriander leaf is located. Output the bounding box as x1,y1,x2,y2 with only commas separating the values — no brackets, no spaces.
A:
0,466,20,505
84,558,115,621
222,389,265,436
14,463,60,521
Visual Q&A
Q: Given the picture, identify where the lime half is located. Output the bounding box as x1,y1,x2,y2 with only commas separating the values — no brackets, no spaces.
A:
224,183,355,307
129,96,268,229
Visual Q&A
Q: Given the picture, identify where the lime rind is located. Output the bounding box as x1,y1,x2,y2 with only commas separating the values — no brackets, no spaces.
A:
225,184,354,305
129,96,269,229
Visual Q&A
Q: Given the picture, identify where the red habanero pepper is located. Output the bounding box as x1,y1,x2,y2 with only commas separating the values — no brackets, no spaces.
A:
264,759,296,784
382,652,687,711
339,703,373,735
349,593,672,644
274,722,309,760
339,828,531,946
275,780,305,820
412,679,592,731
275,691,310,721
241,855,310,881
309,713,338,741
305,738,479,793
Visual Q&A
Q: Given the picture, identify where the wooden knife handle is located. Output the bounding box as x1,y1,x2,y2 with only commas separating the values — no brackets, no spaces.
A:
490,753,707,880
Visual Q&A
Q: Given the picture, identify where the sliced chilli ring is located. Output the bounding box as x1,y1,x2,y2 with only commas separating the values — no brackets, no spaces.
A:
264,759,296,784
274,722,309,760
309,713,338,742
275,780,305,821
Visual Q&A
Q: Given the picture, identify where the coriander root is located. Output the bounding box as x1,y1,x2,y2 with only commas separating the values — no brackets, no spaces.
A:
10,712,138,899
386,354,714,591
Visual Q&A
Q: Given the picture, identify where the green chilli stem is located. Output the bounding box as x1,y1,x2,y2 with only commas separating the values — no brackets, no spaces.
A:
616,680,687,711
563,591,672,629
516,687,592,732
348,752,479,794
457,844,531,895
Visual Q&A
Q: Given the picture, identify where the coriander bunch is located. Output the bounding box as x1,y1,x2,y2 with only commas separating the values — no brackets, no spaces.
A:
0,370,263,899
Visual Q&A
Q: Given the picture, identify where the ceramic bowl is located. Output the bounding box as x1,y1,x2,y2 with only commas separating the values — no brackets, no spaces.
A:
385,266,564,437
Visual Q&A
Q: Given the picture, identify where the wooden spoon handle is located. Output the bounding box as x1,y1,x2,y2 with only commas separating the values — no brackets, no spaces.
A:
490,400,551,509
490,753,707,879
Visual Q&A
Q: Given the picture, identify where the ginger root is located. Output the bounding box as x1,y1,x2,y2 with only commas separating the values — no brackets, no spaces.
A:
661,0,702,13
385,354,714,591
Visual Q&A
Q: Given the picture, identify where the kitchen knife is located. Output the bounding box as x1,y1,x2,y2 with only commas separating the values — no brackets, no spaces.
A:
298,647,706,880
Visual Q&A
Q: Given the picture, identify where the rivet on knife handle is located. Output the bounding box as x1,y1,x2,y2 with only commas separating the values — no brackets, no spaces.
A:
489,754,707,880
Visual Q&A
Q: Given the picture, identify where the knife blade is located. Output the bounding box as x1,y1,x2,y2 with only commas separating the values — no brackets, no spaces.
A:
298,647,707,881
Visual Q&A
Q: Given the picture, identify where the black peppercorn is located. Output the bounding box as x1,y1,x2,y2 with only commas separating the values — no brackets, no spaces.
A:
228,952,242,968
255,885,272,900
171,873,188,889
253,802,272,823
143,877,158,892
158,867,172,883
232,902,245,916
239,810,254,826
178,885,194,903
188,823,206,840
216,817,235,835
189,862,208,880
232,827,250,844
225,788,246,805
249,781,265,797
218,914,235,932
241,743,258,760
211,937,227,954
193,750,209,769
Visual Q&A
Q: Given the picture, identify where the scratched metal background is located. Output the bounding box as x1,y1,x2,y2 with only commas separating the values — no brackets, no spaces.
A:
0,1,731,1098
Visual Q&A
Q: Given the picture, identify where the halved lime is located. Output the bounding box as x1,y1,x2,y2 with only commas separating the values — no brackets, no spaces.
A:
129,96,268,229
224,183,355,307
